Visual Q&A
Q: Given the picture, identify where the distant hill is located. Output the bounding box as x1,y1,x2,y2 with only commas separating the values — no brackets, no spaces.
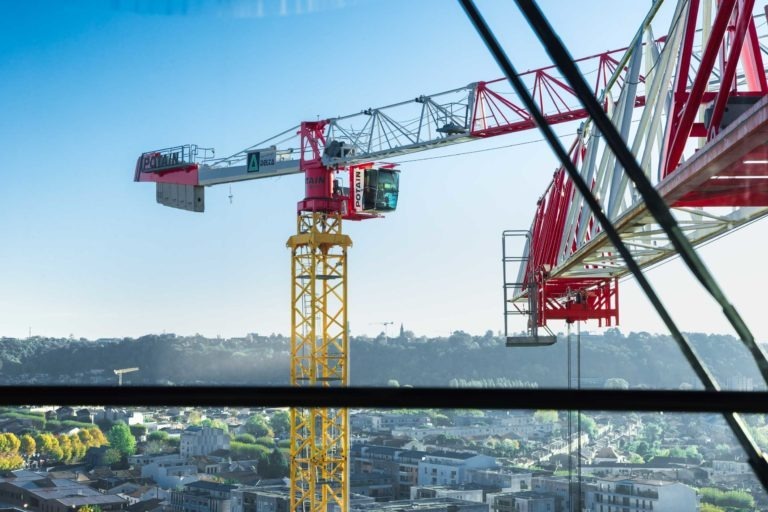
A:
0,330,764,389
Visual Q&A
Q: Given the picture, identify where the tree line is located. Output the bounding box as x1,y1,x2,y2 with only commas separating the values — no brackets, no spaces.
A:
0,427,108,470
0,330,763,389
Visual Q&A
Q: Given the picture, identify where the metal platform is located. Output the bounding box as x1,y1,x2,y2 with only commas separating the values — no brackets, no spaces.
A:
505,335,557,347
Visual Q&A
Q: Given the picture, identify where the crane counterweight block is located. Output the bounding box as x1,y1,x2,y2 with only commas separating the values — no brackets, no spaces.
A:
134,145,206,212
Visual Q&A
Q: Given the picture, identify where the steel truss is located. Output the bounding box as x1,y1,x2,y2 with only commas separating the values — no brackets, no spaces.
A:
511,0,768,327
287,212,351,512
206,44,658,171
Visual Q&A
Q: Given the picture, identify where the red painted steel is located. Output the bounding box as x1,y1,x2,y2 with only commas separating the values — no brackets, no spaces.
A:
521,6,768,329
517,138,618,326
658,95,768,208
297,121,346,215
707,0,758,138
662,0,766,177
297,123,385,220
133,156,199,185
470,46,648,138
537,278,618,326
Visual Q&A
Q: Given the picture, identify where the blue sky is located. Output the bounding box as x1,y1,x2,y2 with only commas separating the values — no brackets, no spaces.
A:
2,0,767,341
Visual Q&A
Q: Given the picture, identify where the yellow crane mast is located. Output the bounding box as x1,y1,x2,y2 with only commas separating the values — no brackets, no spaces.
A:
287,211,351,512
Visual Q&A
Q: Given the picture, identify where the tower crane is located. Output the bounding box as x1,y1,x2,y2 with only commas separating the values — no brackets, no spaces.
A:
114,367,139,387
370,322,394,336
134,2,768,511
133,39,649,512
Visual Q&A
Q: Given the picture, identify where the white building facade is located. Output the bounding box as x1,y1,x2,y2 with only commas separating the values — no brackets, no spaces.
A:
180,426,230,458
417,453,496,486
586,478,698,512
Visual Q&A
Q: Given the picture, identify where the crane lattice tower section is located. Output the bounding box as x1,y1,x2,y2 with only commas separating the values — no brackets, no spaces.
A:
287,211,351,512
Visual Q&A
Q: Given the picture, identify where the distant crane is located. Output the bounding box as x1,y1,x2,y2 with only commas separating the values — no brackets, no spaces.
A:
370,322,393,337
114,367,139,386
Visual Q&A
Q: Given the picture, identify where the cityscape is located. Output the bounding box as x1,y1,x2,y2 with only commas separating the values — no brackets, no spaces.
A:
0,329,764,511
0,401,760,512
5,0,768,511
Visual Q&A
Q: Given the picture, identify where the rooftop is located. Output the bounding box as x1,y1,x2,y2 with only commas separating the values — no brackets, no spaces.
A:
55,495,127,507
127,498,165,512
425,451,484,461
184,480,238,492
352,497,485,511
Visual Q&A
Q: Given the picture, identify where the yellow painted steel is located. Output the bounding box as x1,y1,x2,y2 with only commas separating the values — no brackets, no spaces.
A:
287,212,351,512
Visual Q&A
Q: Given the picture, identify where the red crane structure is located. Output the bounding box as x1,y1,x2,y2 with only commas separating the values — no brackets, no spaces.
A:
503,0,768,344
134,1,768,509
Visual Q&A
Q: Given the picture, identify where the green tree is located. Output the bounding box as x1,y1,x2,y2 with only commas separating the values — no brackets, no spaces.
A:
87,427,108,447
498,439,520,457
70,434,86,460
454,410,485,417
721,490,754,509
684,445,702,462
235,434,257,444
700,487,725,505
230,441,270,460
699,504,725,512
259,448,289,478
533,410,558,423
77,429,93,446
19,434,35,457
129,424,148,438
714,443,732,458
642,423,662,446
0,433,24,470
427,412,451,427
245,415,274,438
107,422,136,457
568,412,597,438
0,454,24,470
201,419,229,433
667,446,686,458
77,506,102,512
35,433,63,461
58,435,73,461
269,410,291,438
147,431,169,442
0,434,20,454
634,441,650,458
103,448,122,465
188,410,203,425
255,436,275,448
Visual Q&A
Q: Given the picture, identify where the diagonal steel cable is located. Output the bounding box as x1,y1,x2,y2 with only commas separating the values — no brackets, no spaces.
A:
458,0,768,491
514,0,768,386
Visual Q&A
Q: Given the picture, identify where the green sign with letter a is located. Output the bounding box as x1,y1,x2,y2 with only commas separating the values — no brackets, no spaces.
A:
247,151,260,173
